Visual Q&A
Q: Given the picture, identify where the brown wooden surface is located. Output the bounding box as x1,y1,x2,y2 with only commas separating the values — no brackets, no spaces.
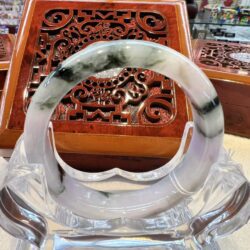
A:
60,153,170,172
0,71,7,103
0,34,15,103
193,39,250,138
212,78,250,138
0,0,192,159
0,71,7,91
0,34,15,70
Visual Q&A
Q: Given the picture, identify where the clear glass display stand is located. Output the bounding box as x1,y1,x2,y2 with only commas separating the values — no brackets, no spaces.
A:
0,40,249,250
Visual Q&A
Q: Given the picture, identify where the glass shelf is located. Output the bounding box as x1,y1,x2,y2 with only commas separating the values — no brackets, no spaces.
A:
190,11,250,27
0,0,24,34
190,11,250,42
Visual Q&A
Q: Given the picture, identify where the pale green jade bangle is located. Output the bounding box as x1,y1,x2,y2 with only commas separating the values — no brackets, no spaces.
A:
24,40,224,219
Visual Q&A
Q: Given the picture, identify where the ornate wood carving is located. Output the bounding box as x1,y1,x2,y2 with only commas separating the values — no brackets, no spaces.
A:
0,34,15,98
193,39,250,138
193,39,250,76
0,37,7,61
0,34,14,63
26,68,176,125
24,9,175,125
1,0,192,157
9,2,189,137
198,41,250,72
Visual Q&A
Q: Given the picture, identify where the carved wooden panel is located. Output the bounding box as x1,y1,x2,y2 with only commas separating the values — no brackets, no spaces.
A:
0,37,7,61
1,0,192,157
193,40,250,76
23,8,176,125
193,39,250,138
198,41,250,72
0,34,14,64
21,9,176,125
0,34,15,98
45,69,175,125
9,2,189,137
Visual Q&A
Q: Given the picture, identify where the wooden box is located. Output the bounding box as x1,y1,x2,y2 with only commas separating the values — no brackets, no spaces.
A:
0,0,192,161
193,39,250,138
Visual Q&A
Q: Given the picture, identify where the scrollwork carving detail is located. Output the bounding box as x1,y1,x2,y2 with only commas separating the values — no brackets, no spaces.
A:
25,9,176,126
199,42,250,72
0,36,8,60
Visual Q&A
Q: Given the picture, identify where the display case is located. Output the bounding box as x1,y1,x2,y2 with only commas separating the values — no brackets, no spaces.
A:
0,0,24,34
190,1,250,43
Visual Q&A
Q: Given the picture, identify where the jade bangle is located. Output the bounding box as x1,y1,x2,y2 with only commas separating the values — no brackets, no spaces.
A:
24,40,224,219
